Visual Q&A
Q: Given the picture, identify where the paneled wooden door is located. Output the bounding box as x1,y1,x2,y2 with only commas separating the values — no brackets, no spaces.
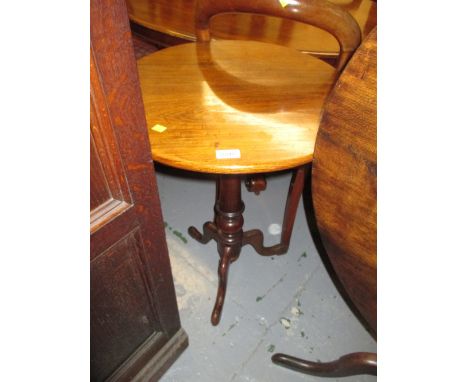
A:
90,0,188,380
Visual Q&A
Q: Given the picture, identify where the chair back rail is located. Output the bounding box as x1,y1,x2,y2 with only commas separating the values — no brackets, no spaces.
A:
195,0,361,70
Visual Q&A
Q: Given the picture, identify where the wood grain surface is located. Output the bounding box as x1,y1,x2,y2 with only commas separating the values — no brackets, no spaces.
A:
194,0,361,71
91,0,187,379
138,40,337,174
312,27,377,334
126,0,376,57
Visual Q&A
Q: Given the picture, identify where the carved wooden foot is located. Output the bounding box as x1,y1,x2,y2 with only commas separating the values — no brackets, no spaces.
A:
242,229,288,255
271,352,377,377
211,246,238,325
188,222,217,244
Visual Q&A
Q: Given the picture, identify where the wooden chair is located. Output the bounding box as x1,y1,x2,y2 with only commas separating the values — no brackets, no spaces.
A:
137,0,361,325
126,0,376,63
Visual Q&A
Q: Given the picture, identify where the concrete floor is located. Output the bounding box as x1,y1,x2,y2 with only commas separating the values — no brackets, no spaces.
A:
156,167,376,382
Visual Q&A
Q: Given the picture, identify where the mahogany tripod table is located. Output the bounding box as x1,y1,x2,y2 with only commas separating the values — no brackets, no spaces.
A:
137,0,361,326
272,27,377,377
138,41,336,325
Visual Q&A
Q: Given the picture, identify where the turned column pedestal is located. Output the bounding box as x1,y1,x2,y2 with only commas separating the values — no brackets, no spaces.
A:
188,166,305,325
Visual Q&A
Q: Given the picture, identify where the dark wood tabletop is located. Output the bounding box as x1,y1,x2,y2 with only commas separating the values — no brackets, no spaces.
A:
312,27,377,335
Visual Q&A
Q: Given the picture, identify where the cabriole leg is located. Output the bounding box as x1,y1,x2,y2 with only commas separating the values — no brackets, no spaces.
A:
272,352,377,377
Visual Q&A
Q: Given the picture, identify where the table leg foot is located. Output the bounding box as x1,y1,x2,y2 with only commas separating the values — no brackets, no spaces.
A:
242,229,287,255
271,352,377,377
211,246,238,325
188,222,217,244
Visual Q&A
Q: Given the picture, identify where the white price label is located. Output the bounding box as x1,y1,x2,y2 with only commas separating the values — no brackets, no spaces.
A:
216,149,241,159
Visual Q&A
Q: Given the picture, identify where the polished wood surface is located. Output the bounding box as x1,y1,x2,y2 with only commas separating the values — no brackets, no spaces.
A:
138,40,337,174
91,0,187,379
195,0,361,71
272,26,377,378
126,0,376,57
312,27,377,333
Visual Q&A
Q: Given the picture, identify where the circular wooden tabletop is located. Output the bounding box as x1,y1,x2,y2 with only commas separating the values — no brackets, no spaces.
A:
312,28,377,333
138,40,336,174
127,0,376,57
